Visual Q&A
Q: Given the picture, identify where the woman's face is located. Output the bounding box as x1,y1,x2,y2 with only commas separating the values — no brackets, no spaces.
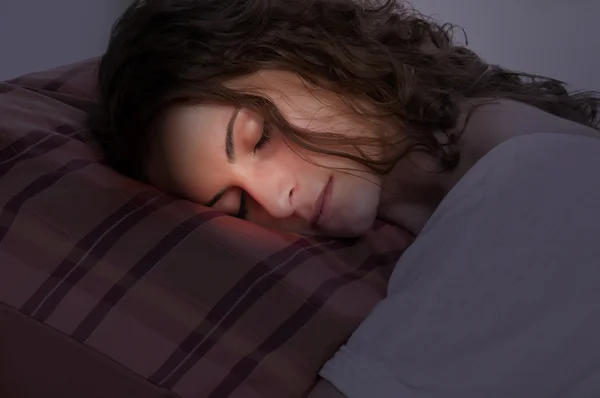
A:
146,71,384,237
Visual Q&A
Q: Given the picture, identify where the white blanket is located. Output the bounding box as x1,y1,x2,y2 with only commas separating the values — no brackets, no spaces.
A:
320,133,600,398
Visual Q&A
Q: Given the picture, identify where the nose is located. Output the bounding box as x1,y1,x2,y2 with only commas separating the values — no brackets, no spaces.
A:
242,169,296,219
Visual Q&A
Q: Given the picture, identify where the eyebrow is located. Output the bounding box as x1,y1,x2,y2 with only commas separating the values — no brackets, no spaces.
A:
206,108,241,207
225,107,240,163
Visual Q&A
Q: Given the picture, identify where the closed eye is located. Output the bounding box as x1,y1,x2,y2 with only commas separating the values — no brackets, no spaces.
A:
235,122,271,219
254,122,271,153
235,190,248,219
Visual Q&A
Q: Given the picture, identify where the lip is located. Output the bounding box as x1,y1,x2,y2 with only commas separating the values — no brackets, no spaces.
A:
311,177,333,227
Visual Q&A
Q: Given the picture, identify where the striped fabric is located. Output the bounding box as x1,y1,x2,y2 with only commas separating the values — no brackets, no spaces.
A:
0,59,413,397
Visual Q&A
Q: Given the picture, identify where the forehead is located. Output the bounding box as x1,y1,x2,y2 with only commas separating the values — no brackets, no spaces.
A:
164,104,231,134
147,103,234,202
162,104,232,169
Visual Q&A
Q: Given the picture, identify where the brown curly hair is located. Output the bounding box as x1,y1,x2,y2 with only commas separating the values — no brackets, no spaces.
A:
90,0,600,180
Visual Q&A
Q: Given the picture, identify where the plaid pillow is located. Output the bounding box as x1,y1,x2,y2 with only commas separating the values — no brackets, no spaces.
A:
0,59,412,397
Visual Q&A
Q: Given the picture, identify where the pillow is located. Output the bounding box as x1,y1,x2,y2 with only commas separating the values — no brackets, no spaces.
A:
0,60,412,398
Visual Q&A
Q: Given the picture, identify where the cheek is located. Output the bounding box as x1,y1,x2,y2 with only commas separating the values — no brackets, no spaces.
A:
260,137,324,177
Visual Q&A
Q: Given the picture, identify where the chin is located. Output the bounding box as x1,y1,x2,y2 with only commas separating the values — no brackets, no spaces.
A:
318,210,377,238
335,191,380,237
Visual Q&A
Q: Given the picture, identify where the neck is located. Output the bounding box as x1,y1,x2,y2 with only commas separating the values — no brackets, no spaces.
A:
377,152,449,236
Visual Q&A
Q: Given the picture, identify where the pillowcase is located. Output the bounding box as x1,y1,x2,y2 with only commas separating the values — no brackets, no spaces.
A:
0,59,412,397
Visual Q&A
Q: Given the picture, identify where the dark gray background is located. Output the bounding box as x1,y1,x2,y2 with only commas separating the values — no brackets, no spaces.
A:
0,0,598,91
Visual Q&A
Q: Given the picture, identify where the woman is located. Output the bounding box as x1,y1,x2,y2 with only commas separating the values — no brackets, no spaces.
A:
92,0,600,396
91,0,599,239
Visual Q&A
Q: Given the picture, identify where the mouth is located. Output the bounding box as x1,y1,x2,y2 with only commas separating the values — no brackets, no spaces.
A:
311,177,333,228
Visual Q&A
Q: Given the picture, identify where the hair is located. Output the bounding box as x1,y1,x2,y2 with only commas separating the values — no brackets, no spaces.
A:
90,0,600,180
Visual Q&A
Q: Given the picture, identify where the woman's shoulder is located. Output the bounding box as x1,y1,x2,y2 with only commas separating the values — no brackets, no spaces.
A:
489,131,600,157
466,131,600,185
428,131,600,232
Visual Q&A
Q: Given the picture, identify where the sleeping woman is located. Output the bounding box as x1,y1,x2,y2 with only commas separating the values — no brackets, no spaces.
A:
91,0,600,397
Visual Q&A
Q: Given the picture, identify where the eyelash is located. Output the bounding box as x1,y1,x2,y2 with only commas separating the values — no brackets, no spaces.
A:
235,191,248,219
253,123,272,152
236,123,271,219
